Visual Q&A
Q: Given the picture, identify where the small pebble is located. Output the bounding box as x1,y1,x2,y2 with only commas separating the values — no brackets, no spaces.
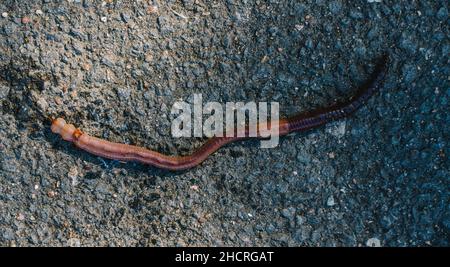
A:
35,9,43,15
16,213,25,221
100,16,107,22
21,17,31,24
281,207,296,220
326,121,346,138
327,195,336,206
296,215,305,225
47,190,57,198
329,1,343,14
295,24,304,31
0,84,10,99
1,12,8,18
36,97,48,112
147,5,159,14
120,13,130,23
436,7,448,20
68,167,79,186
366,237,381,247
190,185,199,191
68,238,81,247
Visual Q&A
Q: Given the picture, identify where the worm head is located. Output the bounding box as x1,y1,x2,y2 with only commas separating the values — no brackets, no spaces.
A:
51,118,77,142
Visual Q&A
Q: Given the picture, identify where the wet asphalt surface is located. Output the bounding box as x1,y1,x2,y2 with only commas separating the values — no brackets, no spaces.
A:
0,1,448,246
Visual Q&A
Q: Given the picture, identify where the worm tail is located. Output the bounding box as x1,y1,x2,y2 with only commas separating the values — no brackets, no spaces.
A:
287,54,388,132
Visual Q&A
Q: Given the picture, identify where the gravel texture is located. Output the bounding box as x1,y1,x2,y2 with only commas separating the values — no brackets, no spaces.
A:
0,0,448,247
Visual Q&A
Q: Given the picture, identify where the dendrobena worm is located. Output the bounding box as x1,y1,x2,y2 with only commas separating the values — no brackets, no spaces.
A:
51,55,388,170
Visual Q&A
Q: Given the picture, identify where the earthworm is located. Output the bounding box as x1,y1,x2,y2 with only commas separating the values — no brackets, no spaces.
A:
51,55,388,171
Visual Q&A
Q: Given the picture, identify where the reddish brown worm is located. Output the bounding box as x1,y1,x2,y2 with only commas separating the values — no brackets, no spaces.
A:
51,55,388,171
